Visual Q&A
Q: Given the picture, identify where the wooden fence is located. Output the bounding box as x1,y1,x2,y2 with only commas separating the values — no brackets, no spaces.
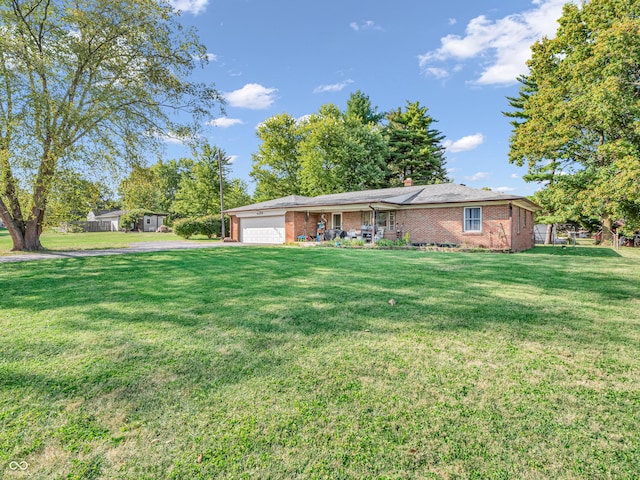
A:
61,221,114,233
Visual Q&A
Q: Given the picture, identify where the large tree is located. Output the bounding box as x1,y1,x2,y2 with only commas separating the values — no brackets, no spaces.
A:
298,104,389,196
508,0,640,241
250,113,303,202
172,143,235,218
385,101,449,186
252,102,390,199
0,0,221,250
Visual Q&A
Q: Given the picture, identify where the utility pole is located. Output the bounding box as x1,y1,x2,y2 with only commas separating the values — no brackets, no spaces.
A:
217,148,226,239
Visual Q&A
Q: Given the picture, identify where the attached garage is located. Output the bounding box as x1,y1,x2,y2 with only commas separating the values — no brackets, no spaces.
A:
240,214,285,244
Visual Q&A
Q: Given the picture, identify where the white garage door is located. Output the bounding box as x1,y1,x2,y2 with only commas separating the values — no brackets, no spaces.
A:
241,215,285,244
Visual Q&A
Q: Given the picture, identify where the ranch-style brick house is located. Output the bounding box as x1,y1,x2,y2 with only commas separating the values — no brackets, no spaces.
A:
226,181,540,252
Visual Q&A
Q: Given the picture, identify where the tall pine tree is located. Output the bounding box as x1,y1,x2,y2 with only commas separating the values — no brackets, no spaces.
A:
385,101,448,186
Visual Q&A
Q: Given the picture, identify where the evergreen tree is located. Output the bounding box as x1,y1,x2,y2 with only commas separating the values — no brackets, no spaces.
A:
385,101,449,186
345,90,384,125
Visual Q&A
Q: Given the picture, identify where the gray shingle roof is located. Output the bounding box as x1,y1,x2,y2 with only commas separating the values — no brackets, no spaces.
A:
226,184,537,213
93,209,168,219
94,209,126,219
230,194,313,211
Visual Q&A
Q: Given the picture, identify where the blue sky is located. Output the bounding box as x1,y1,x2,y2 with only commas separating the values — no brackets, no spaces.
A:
165,0,569,196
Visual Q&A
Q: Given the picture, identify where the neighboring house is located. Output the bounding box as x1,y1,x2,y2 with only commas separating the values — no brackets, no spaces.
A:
87,210,167,232
225,181,540,251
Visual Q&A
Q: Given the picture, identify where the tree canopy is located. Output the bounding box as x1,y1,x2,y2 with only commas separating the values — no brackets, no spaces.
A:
385,101,449,186
0,0,221,250
298,104,389,196
507,0,640,237
250,113,303,202
119,144,250,222
250,92,449,200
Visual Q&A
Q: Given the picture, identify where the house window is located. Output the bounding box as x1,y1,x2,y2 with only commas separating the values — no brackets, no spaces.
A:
523,209,527,227
464,207,482,232
146,218,151,224
362,210,396,229
516,207,521,234
332,213,342,230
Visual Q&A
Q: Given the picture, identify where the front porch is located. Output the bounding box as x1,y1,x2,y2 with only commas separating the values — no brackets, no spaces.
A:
286,209,398,244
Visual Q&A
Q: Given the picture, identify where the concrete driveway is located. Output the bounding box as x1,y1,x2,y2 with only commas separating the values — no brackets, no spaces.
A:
0,241,256,264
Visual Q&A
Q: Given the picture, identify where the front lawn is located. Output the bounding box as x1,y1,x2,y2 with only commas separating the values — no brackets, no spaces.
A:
1,246,638,478
0,230,216,254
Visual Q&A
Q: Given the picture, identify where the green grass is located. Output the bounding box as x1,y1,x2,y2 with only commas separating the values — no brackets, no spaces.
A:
0,229,216,254
1,246,639,478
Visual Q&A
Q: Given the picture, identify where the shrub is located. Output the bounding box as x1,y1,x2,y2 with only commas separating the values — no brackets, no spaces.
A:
341,238,366,247
173,216,223,239
198,215,222,239
376,238,394,247
173,218,199,239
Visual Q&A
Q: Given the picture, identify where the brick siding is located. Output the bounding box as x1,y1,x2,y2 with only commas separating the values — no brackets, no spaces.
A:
286,211,321,243
509,206,535,252
230,216,240,240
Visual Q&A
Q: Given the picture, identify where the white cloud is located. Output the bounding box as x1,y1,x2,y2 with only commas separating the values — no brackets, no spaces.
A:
158,134,186,145
225,83,277,110
419,0,567,85
350,20,383,32
169,0,209,15
425,67,450,80
192,52,217,63
443,133,485,152
313,79,354,94
464,171,491,182
511,173,520,178
207,117,244,128
448,18,457,26
494,186,517,192
227,155,239,164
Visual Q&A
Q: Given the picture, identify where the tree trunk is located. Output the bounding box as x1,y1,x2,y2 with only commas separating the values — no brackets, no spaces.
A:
545,224,554,245
24,218,44,251
2,215,26,251
0,209,44,251
601,216,613,246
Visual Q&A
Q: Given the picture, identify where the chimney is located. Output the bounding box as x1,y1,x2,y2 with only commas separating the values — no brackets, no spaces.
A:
403,178,414,187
